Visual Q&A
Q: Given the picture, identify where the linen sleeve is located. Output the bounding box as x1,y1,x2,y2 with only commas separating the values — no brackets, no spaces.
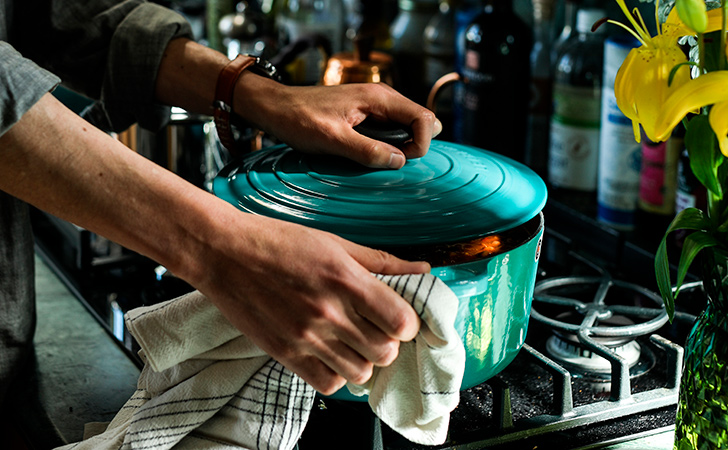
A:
0,42,60,138
12,0,193,133
81,2,194,132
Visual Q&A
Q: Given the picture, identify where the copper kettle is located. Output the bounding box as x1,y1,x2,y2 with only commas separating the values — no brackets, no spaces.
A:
322,36,393,86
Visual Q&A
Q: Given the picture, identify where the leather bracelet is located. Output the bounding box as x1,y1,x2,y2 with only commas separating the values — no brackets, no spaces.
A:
213,54,256,155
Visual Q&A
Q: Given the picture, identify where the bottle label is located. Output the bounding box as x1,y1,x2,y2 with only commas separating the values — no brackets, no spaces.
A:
638,138,680,214
551,84,601,125
675,191,697,213
549,84,601,190
596,35,641,228
639,141,668,205
597,110,641,223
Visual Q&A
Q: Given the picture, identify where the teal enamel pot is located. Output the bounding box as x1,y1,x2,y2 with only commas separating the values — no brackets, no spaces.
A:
213,140,547,401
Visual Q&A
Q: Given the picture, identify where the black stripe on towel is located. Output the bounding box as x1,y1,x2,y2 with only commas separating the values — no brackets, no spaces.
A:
421,390,457,395
418,275,436,319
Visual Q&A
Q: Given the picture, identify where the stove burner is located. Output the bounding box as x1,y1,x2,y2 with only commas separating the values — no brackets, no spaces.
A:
530,276,669,400
531,276,668,338
546,332,642,374
531,276,668,340
544,312,640,374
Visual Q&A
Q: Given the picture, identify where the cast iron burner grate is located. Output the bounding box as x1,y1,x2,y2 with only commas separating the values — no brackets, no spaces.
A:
531,274,670,398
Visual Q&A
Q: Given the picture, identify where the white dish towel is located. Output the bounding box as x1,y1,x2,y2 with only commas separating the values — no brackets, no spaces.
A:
347,274,465,445
55,273,464,449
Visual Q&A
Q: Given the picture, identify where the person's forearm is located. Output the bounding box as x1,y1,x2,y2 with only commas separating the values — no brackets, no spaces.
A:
154,37,275,125
154,38,227,116
0,93,228,284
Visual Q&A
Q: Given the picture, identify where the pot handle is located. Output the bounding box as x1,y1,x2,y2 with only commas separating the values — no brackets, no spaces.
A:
353,118,413,147
426,72,461,113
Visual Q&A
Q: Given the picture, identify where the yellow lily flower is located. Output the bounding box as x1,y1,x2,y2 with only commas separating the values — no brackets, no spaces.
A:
611,3,692,143
612,2,728,146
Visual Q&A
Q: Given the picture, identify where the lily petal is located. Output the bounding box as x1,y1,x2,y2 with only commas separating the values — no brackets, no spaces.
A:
656,71,728,141
709,101,728,157
705,8,726,33
666,5,725,35
615,49,643,141
665,6,697,36
616,34,692,142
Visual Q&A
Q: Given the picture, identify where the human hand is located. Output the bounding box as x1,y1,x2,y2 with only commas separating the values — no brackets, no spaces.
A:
154,39,439,168
193,211,430,395
233,77,442,169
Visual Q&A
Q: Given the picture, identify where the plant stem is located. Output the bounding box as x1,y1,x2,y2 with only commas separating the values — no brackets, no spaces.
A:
722,0,728,71
700,33,706,74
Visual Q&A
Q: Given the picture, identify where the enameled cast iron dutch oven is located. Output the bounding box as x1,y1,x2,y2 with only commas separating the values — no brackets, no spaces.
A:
213,137,547,401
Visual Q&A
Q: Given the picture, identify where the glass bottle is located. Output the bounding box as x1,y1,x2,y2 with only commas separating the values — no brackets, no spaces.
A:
525,0,556,176
423,0,458,140
347,0,395,51
551,0,576,64
635,125,682,235
452,0,483,143
672,146,708,249
547,7,605,211
390,0,439,104
675,148,708,215
207,0,236,52
276,0,346,84
458,0,532,162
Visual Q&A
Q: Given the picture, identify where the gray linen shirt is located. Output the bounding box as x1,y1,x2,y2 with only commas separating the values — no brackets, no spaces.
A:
0,0,192,405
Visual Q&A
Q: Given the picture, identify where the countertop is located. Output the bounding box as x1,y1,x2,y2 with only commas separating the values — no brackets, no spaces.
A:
576,426,675,449
5,254,140,448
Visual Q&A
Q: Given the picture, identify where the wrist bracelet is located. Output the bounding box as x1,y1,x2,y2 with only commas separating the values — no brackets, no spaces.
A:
213,55,281,156
213,54,257,155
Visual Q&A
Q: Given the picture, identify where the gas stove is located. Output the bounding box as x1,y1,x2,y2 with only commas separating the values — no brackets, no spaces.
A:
298,201,703,450
31,199,703,450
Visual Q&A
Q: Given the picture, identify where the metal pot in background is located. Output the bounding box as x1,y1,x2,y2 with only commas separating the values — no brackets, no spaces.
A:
322,36,394,86
116,108,234,192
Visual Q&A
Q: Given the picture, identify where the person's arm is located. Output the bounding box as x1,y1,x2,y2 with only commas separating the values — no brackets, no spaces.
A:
154,38,441,169
0,93,427,394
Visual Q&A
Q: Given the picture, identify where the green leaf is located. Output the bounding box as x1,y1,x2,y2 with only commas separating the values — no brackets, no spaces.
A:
716,158,728,226
667,207,711,234
669,61,699,87
655,236,676,320
676,231,721,292
685,115,724,199
718,218,728,233
654,208,713,321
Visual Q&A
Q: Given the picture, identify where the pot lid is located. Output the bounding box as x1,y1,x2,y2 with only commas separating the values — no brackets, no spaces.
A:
213,141,547,246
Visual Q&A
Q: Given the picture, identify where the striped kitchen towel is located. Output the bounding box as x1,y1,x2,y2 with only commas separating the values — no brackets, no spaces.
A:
55,273,463,449
347,274,465,446
54,290,315,450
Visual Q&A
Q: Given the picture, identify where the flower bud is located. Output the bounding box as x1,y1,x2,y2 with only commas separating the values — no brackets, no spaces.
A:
676,0,708,34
